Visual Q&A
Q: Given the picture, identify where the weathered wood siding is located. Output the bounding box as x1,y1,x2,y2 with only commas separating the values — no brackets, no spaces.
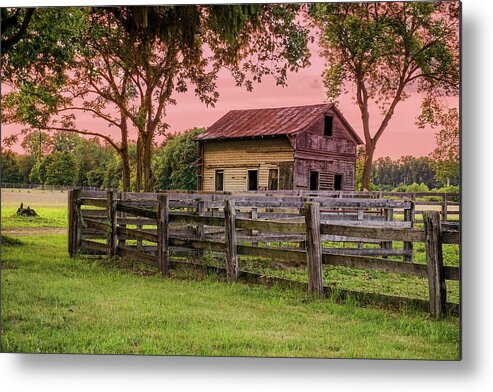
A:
293,107,358,191
294,159,355,191
201,137,295,191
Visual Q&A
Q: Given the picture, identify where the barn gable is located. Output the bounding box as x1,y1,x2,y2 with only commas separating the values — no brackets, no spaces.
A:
194,103,362,144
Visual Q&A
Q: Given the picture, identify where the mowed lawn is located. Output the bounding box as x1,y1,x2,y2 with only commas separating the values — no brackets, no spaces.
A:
1,189,460,359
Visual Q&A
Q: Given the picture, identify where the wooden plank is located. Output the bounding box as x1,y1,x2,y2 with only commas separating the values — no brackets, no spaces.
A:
84,218,108,231
304,202,324,296
116,226,158,243
423,211,447,318
444,266,460,281
80,197,107,208
157,195,170,274
80,239,107,254
80,190,106,198
119,200,157,208
115,217,156,226
80,209,106,217
320,220,412,229
169,213,225,227
224,198,239,282
117,245,158,266
320,223,426,242
324,248,413,257
442,230,460,245
116,203,157,219
237,244,306,263
323,254,429,277
235,218,305,234
168,237,226,253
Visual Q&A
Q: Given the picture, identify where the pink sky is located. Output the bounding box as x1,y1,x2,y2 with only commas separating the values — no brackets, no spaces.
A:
1,31,458,160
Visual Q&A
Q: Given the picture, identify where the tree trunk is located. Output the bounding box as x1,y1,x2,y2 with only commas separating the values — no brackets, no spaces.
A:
142,132,154,192
135,136,143,192
120,147,131,192
362,143,375,191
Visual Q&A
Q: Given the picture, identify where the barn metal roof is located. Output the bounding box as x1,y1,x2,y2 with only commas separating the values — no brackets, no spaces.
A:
194,103,363,144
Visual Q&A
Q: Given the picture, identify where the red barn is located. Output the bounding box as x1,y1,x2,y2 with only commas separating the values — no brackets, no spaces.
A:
194,103,363,191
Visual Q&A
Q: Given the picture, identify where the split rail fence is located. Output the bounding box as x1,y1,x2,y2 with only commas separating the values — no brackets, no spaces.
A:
68,190,460,318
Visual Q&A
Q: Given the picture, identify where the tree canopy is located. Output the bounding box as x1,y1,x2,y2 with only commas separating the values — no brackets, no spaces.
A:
2,5,311,192
310,1,459,190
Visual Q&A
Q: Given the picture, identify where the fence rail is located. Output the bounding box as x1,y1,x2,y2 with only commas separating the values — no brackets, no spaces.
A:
68,189,460,317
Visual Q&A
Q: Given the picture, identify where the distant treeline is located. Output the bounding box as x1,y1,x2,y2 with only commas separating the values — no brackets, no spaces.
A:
1,128,203,192
370,155,459,192
2,128,459,193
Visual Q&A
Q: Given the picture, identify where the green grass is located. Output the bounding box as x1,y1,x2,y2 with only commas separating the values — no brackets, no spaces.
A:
1,234,459,358
201,238,460,305
1,193,460,359
1,207,68,229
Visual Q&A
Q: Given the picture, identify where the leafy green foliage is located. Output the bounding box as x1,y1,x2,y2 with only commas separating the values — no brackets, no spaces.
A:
373,156,438,189
392,182,430,193
1,150,26,183
44,152,77,186
3,5,311,192
153,128,204,191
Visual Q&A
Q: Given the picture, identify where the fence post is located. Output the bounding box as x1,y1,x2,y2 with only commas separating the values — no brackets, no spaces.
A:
224,198,239,282
423,211,446,318
381,207,394,257
157,194,170,274
251,207,258,246
196,199,205,259
68,188,81,256
304,202,324,296
119,192,127,248
442,193,448,222
107,190,118,258
403,201,415,262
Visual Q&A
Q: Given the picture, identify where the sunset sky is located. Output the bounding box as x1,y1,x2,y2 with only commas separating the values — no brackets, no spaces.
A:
1,9,459,160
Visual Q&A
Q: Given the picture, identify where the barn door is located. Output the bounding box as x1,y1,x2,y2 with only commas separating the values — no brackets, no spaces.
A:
334,174,343,191
309,171,319,191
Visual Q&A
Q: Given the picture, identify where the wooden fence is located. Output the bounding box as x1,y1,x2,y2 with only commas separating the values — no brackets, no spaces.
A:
68,190,460,318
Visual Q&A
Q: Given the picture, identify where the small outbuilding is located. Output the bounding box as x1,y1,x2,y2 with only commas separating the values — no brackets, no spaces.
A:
194,103,363,192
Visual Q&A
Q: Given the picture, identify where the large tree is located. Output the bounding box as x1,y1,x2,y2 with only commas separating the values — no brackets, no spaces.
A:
3,5,310,191
310,1,459,190
1,8,35,53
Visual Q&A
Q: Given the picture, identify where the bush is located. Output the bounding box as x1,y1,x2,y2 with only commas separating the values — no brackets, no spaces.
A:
392,182,430,193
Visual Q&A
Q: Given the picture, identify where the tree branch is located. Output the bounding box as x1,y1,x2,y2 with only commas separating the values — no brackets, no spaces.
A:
40,126,120,151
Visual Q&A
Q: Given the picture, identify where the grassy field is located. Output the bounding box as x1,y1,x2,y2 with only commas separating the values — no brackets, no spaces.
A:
1,189,460,359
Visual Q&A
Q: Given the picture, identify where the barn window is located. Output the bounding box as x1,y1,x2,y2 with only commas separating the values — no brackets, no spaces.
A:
268,169,279,190
215,170,224,191
324,115,333,137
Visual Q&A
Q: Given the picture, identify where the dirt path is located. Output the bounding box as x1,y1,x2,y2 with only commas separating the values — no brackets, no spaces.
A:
3,228,66,236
